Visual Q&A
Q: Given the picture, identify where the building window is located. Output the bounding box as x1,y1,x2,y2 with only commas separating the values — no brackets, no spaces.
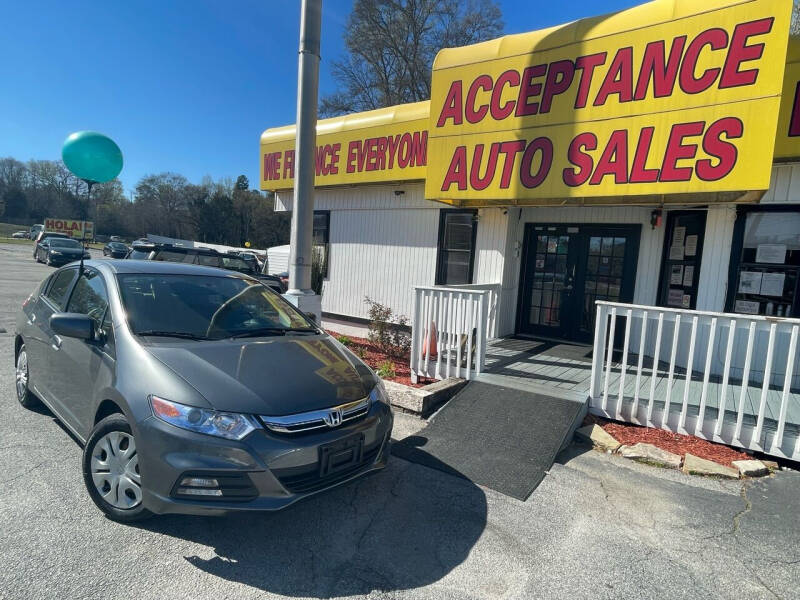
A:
313,210,330,277
657,210,706,310
727,206,800,317
435,209,477,285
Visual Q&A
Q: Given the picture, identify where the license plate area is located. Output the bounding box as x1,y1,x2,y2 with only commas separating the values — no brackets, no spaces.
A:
319,433,364,477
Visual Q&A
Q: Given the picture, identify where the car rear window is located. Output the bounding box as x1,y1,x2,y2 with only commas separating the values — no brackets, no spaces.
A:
45,269,76,308
49,239,81,248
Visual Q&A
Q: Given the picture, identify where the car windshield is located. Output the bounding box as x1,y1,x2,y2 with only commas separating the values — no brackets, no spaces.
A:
49,238,82,248
220,256,254,273
117,274,316,340
110,242,126,249
128,248,152,259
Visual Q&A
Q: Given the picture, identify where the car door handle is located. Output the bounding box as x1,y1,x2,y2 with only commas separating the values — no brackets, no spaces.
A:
51,335,62,351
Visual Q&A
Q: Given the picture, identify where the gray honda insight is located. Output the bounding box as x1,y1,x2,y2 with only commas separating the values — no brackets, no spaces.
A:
14,260,393,521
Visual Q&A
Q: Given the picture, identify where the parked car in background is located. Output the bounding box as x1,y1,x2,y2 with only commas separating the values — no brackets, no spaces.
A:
103,241,129,258
126,241,156,260
35,237,90,266
12,231,29,239
32,231,70,257
275,271,289,290
29,224,44,240
145,245,286,293
109,235,124,243
13,260,392,521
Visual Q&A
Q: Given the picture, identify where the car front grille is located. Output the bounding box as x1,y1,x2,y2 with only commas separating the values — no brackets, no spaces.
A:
272,441,384,494
259,397,370,434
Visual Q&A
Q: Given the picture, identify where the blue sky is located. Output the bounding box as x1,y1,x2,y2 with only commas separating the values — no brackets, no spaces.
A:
0,0,641,195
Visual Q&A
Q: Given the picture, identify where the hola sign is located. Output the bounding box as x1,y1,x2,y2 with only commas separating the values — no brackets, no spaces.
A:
426,0,792,203
45,218,94,239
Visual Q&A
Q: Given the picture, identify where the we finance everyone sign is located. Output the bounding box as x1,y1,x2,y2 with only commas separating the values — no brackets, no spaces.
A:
425,0,792,204
260,102,429,190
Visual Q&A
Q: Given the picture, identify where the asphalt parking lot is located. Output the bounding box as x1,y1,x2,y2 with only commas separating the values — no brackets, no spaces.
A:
0,241,798,600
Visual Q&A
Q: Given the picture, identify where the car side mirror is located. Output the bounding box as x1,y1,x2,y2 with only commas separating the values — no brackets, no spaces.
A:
50,313,95,340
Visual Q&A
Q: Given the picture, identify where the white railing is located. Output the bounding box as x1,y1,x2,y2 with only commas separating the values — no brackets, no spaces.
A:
409,284,500,383
589,301,800,460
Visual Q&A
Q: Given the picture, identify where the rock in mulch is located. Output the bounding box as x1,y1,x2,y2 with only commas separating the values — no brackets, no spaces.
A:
619,443,682,469
683,453,739,479
576,424,621,452
732,459,770,478
762,459,779,472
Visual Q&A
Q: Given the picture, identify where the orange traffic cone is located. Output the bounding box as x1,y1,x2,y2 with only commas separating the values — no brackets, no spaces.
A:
423,321,438,359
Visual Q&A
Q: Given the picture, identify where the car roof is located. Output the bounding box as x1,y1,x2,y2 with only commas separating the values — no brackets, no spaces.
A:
88,259,251,279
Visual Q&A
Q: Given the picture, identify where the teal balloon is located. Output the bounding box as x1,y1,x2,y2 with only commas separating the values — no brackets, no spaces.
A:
61,131,123,183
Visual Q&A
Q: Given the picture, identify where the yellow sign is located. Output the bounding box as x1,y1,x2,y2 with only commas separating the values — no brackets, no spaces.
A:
425,0,791,204
260,102,429,191
44,218,94,239
775,35,800,159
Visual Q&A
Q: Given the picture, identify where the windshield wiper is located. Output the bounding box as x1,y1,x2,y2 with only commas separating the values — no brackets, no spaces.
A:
136,330,209,340
229,327,317,339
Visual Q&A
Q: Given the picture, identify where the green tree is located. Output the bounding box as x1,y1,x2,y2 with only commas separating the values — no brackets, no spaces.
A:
321,0,503,116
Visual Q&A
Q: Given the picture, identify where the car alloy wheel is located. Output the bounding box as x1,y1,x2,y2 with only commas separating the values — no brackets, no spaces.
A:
83,415,153,521
15,344,38,408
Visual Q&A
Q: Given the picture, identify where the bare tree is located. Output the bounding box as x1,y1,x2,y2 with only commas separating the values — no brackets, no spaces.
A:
793,0,800,35
321,0,503,116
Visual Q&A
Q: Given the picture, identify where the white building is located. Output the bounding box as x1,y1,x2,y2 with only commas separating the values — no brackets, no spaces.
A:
261,0,800,461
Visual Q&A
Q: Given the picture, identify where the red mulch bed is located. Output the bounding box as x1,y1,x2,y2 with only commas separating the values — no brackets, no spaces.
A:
326,330,432,388
584,414,751,468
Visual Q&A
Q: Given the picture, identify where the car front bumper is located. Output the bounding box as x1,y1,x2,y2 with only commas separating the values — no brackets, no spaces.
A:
136,401,394,515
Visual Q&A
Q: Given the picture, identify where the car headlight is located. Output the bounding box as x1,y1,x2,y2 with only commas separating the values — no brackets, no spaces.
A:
150,395,260,440
369,379,390,405
49,251,62,256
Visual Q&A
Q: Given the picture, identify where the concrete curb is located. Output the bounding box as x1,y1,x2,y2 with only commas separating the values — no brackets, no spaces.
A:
382,377,467,418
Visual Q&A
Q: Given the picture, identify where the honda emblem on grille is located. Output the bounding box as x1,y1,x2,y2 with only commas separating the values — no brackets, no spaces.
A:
323,408,343,427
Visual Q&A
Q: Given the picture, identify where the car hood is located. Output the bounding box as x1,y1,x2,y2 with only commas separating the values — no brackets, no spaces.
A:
142,335,376,415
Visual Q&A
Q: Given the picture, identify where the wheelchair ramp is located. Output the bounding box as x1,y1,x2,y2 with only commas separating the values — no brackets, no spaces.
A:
392,379,587,500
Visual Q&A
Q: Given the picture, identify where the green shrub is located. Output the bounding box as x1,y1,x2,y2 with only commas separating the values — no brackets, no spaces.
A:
376,360,396,379
336,334,352,346
364,296,411,358
355,347,367,359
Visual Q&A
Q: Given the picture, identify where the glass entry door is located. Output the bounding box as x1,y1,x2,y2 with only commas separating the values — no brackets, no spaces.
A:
518,224,641,343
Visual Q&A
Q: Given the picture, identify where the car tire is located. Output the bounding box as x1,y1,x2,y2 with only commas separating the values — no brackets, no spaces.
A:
82,414,153,522
15,344,40,409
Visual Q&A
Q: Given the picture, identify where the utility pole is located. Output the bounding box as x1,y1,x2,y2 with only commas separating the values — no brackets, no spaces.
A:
285,0,323,323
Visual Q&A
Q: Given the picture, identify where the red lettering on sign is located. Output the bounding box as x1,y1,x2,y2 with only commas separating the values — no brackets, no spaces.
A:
437,81,463,127
574,53,607,109
515,64,547,117
679,28,728,94
498,140,526,188
282,150,295,179
590,129,629,184
563,133,598,187
469,143,499,190
720,17,772,88
634,37,686,100
696,117,743,181
441,146,468,191
466,75,492,124
540,60,575,114
519,137,553,188
661,121,704,181
594,47,634,106
629,127,659,183
491,70,520,120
